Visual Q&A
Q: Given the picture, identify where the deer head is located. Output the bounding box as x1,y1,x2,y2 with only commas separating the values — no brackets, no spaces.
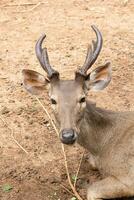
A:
22,25,111,145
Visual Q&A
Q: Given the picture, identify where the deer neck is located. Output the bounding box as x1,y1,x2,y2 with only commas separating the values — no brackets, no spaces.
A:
77,101,115,155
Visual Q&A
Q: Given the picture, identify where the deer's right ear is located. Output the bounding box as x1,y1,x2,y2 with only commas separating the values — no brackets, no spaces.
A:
22,69,50,95
85,62,112,91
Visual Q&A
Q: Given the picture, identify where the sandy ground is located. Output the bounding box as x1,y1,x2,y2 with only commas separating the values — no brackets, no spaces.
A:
0,0,134,199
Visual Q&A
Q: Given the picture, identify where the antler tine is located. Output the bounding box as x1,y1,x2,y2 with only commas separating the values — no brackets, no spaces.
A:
82,44,93,68
76,25,103,77
35,34,59,79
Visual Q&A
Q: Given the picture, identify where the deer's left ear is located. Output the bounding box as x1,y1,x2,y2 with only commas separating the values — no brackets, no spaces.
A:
22,69,50,95
85,62,112,91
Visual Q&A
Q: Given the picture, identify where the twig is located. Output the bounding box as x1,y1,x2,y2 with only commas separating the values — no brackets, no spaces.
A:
74,149,85,188
60,184,74,196
0,116,57,168
0,116,28,154
1,2,45,12
2,3,38,7
17,2,42,13
25,2,41,12
0,98,84,199
61,144,84,200
0,116,60,168
36,97,84,200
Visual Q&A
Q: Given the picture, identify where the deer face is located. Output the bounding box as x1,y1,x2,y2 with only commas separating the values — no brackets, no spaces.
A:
22,25,111,145
50,80,86,144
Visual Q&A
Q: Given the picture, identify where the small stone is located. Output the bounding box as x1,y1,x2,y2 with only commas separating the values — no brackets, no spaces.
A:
25,135,29,139
46,123,50,127
65,53,71,57
9,100,15,103
70,46,74,50
43,120,49,124
29,119,33,124
1,107,10,114
16,108,23,115
84,7,89,10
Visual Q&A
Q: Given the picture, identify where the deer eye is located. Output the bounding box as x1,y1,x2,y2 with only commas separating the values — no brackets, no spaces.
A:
79,97,86,103
51,98,57,105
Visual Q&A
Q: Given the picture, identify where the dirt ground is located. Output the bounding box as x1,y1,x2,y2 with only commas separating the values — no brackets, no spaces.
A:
0,0,134,199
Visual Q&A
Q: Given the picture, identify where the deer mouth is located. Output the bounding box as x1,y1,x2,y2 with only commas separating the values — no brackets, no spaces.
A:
60,129,77,145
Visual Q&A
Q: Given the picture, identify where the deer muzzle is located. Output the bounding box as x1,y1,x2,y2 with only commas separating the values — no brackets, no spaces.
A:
60,129,77,145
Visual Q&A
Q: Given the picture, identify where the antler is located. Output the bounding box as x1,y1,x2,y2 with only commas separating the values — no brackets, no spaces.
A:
76,25,103,77
35,34,59,79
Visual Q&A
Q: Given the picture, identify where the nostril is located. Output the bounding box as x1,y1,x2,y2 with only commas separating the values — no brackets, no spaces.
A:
62,130,74,139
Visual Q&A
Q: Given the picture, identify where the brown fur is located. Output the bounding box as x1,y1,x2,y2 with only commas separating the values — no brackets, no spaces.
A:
22,67,134,200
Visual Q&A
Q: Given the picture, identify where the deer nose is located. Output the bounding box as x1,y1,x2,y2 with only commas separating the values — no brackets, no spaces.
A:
60,129,77,145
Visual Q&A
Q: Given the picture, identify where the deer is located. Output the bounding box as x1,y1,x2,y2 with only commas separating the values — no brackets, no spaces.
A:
22,25,134,200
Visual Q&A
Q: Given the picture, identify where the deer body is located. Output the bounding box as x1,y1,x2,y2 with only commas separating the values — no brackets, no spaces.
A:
78,102,134,199
22,25,134,199
78,102,134,176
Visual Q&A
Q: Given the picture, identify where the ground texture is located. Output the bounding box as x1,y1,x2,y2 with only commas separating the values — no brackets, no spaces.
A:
0,0,134,199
